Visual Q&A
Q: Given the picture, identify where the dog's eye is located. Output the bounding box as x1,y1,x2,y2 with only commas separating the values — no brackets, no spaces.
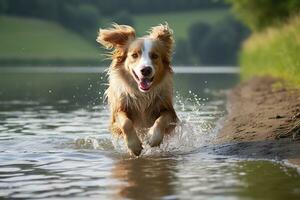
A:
131,53,138,59
150,53,158,60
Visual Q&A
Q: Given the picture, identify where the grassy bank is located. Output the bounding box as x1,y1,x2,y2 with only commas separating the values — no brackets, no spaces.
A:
240,15,300,86
0,16,101,66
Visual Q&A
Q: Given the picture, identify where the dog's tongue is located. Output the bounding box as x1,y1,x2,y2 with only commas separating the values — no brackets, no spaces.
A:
139,78,151,90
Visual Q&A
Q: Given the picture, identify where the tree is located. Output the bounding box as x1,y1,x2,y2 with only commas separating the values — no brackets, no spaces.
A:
59,3,100,42
173,39,193,65
33,0,59,20
112,10,134,27
76,4,100,35
0,0,8,13
227,0,300,31
188,22,211,58
188,16,250,65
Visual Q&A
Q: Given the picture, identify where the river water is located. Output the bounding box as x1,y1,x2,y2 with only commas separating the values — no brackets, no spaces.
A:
0,67,299,200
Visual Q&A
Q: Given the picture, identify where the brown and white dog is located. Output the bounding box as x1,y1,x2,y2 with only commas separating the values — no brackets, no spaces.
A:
97,24,178,156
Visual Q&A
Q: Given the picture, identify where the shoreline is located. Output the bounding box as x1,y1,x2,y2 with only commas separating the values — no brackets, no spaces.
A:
215,76,300,166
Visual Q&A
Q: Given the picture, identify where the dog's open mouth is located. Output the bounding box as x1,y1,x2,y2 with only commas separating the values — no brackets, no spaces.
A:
132,70,154,92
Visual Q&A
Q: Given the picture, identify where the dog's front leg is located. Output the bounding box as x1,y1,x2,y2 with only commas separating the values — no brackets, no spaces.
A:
116,111,143,156
149,111,177,147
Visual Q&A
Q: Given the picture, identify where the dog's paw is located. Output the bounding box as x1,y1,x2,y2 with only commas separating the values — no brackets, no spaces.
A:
148,126,163,147
125,134,143,156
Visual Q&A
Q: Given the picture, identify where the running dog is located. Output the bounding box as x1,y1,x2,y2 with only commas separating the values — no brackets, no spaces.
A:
97,23,178,156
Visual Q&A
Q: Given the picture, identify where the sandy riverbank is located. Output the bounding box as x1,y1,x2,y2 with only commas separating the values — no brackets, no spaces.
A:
215,76,300,166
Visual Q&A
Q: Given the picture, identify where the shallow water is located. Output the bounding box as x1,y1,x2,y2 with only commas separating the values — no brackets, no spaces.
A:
0,69,300,200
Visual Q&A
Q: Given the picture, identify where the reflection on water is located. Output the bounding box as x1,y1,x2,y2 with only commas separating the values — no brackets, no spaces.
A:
0,69,300,200
112,158,177,200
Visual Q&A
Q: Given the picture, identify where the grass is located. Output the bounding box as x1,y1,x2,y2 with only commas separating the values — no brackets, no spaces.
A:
240,15,300,86
0,16,101,66
110,9,230,40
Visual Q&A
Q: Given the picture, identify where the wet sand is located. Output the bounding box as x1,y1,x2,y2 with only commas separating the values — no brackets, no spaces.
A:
216,76,300,166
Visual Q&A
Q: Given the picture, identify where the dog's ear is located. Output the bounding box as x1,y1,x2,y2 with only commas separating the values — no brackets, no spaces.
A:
97,24,136,49
149,23,174,51
149,23,174,67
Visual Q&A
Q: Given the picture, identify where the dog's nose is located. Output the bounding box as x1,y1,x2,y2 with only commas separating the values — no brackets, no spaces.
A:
141,67,152,76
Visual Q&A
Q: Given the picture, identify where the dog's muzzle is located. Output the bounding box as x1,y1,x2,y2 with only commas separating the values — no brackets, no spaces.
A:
132,66,154,92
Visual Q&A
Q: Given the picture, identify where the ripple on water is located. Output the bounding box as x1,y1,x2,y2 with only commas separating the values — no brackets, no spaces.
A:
1,85,300,199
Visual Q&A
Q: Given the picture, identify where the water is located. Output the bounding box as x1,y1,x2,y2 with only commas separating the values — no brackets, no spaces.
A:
0,68,300,200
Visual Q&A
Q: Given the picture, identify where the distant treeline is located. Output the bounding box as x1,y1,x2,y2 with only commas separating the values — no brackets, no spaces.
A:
175,16,250,66
0,0,227,17
0,0,227,42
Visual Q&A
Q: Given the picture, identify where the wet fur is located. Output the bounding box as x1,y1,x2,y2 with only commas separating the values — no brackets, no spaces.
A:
97,24,178,156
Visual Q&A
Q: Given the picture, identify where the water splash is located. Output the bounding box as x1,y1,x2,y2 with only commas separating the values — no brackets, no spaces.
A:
74,90,225,156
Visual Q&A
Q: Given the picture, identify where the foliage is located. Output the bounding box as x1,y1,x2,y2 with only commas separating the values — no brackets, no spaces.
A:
186,16,250,65
227,0,300,31
82,0,228,15
188,22,211,54
0,0,7,13
173,39,193,65
112,10,134,27
61,3,100,40
240,15,300,86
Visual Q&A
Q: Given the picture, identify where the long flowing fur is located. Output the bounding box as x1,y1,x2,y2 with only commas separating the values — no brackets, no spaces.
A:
97,23,178,155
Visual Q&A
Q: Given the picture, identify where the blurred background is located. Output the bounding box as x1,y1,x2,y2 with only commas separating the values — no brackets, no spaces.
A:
0,0,250,67
1,0,299,83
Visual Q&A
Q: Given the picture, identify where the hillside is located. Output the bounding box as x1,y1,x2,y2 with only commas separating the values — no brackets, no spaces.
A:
0,16,101,66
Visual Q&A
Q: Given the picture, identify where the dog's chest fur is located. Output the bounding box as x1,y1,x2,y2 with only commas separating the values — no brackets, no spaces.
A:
106,69,172,129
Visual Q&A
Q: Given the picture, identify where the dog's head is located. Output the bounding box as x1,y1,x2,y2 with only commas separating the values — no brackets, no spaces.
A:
97,24,174,93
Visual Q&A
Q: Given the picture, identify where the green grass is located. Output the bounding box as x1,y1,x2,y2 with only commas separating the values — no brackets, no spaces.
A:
240,15,300,86
0,16,101,66
107,9,230,40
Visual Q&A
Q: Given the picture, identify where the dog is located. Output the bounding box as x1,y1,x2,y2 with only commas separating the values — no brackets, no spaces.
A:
97,23,178,156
